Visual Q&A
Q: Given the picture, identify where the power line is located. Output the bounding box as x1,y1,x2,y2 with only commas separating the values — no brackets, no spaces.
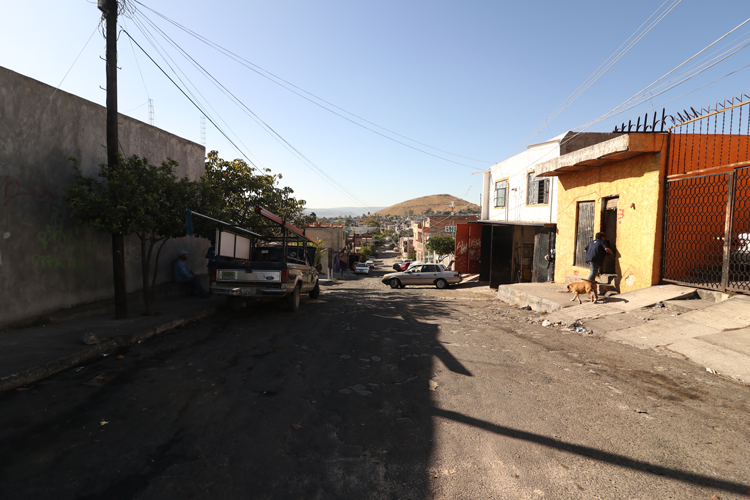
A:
131,0,490,169
122,29,260,169
129,9,377,211
503,0,681,159
488,18,750,215
4,22,100,174
125,15,266,168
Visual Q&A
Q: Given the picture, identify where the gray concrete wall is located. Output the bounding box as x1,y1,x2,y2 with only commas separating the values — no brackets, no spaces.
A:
0,67,207,328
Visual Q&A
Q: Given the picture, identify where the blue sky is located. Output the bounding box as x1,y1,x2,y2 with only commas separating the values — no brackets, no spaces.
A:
2,1,749,210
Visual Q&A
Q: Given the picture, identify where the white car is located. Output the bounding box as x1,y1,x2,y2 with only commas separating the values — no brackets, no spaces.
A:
382,263,462,289
354,262,371,275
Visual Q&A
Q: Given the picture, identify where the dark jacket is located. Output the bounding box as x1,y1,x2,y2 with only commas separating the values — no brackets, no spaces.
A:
584,239,610,264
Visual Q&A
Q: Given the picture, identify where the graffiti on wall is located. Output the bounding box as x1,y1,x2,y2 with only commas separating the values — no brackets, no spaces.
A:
2,175,55,207
32,201,97,270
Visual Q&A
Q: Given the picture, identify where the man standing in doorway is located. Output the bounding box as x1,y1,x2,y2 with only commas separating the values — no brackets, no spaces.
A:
584,232,614,281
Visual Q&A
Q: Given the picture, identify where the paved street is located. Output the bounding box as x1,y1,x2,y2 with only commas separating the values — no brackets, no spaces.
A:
1,258,749,499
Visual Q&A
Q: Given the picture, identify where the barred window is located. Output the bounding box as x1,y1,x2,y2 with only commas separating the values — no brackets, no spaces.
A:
527,172,549,205
494,179,508,208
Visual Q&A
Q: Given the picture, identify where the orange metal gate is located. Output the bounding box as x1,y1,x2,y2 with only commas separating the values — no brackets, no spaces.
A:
661,96,750,293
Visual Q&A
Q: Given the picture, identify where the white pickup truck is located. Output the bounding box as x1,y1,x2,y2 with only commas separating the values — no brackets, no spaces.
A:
203,206,319,312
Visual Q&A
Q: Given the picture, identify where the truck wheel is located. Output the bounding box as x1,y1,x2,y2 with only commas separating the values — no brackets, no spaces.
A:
390,279,400,289
286,284,300,312
309,281,320,299
435,279,448,289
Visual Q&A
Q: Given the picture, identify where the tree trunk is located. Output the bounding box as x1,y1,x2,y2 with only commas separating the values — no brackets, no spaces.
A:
140,235,156,315
150,238,169,307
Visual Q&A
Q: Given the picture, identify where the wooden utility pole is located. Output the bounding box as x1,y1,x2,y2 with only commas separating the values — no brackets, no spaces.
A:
101,0,127,318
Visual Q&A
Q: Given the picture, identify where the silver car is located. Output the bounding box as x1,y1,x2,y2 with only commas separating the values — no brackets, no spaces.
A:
381,263,462,289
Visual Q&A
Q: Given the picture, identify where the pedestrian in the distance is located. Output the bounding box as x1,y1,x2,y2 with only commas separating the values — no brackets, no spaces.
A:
584,232,614,281
174,251,208,298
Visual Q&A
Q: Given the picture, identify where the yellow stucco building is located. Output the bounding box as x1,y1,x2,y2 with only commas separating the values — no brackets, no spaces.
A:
535,134,669,293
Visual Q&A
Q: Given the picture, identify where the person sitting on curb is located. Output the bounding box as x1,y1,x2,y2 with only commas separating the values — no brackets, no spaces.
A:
174,251,208,298
584,232,614,282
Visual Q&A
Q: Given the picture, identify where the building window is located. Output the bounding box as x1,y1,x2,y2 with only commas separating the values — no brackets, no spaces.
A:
527,172,549,205
494,179,508,208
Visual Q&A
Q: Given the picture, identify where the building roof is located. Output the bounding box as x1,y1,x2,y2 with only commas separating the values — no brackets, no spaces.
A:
534,133,666,178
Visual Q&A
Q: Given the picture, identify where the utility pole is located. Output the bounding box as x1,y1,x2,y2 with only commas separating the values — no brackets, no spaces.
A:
101,0,127,319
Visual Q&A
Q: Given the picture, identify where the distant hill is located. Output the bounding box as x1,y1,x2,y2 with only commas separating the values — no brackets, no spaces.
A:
373,194,479,217
304,207,386,217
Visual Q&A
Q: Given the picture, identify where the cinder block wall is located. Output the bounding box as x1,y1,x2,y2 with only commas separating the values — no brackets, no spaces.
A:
0,67,208,328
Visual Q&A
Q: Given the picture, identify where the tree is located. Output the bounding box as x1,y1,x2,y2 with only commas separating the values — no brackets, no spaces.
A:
345,216,354,226
360,245,373,261
201,151,307,230
407,209,414,217
64,154,206,315
424,208,434,215
426,235,455,261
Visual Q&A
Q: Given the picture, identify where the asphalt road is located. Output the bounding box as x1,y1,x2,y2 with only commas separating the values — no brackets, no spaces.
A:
1,254,749,499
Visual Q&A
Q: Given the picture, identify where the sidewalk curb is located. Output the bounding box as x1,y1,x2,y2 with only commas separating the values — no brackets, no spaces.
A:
0,305,221,392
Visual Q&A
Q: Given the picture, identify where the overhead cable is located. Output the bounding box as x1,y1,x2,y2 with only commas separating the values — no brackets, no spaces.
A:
131,9,377,211
131,0,489,169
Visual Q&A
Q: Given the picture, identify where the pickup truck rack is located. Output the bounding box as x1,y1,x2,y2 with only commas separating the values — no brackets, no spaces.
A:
190,206,319,311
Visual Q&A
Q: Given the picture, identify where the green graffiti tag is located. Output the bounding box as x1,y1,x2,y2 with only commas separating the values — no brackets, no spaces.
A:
34,201,97,270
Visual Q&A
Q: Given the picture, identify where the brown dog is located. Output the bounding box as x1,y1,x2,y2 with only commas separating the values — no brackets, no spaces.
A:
567,280,598,304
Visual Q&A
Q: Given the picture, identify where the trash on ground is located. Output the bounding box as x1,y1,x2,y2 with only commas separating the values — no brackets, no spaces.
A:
15,386,33,391
85,371,120,387
100,420,109,426
655,301,665,308
292,424,302,431
74,367,85,372
116,355,124,360
82,333,101,345
706,367,715,374
429,379,439,391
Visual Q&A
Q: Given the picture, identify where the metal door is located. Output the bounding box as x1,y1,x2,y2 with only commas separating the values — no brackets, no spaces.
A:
574,202,595,268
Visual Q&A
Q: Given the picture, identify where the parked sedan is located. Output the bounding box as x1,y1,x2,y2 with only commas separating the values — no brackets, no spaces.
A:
381,263,462,289
354,262,371,275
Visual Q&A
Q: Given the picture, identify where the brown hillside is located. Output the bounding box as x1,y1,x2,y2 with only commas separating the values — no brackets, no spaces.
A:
373,194,479,217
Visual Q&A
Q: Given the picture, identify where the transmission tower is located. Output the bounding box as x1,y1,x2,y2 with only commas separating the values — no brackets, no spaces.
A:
200,115,206,146
148,98,154,126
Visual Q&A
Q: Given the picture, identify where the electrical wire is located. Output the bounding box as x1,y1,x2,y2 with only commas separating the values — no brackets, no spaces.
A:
130,9,377,211
131,0,490,169
486,17,750,217
125,15,266,168
3,22,100,174
122,30,261,169
122,19,379,211
503,0,681,159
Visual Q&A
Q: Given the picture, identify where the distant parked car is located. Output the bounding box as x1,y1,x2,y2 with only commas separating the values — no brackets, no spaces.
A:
354,262,371,275
365,260,376,268
733,233,750,263
381,263,462,289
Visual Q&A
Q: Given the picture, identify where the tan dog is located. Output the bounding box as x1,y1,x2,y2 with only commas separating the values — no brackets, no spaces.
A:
567,280,598,304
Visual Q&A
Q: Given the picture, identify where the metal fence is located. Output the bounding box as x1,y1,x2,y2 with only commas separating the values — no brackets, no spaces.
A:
662,95,750,293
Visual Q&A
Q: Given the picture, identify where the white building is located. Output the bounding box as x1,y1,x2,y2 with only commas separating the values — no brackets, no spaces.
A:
476,131,618,285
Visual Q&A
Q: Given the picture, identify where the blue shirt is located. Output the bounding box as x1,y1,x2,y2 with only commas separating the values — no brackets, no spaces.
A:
584,239,610,264
206,246,217,268
174,259,192,283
